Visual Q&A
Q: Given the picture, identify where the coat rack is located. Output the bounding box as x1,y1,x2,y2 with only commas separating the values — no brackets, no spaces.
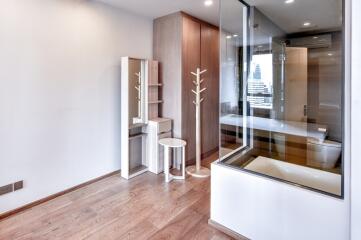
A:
186,68,211,178
133,71,143,124
135,72,141,115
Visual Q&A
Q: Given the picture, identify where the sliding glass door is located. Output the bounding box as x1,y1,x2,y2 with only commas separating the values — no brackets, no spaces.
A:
219,0,249,159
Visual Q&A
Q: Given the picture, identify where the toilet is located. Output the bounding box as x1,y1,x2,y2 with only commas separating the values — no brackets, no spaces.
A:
307,138,342,169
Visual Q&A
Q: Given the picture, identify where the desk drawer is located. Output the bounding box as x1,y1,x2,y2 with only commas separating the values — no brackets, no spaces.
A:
158,120,172,134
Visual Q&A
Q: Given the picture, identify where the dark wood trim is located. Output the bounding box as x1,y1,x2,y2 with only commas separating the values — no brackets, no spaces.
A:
286,28,342,38
0,170,120,221
181,14,201,163
186,147,219,166
180,11,218,30
208,219,249,240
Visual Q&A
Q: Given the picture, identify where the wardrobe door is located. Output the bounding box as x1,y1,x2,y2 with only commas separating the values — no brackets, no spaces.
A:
200,24,220,156
181,16,201,163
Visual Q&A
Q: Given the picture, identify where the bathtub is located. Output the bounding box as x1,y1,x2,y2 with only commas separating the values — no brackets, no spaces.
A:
244,156,341,195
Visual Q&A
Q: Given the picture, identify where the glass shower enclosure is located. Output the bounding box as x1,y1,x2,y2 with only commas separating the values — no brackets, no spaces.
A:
219,0,344,197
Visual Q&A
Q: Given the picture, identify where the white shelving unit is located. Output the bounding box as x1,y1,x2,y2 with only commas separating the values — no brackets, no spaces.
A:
147,61,163,120
146,118,172,174
121,57,171,179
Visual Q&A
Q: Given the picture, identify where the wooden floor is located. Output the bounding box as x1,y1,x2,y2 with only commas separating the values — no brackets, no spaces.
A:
0,154,233,240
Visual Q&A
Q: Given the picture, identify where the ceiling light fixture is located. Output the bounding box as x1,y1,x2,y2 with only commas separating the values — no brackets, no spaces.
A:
233,34,238,37
313,36,319,39
328,53,333,56
303,21,311,27
285,0,294,4
204,0,213,7
226,35,232,39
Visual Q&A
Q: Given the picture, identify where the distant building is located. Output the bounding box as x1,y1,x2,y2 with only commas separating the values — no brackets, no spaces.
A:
253,64,262,80
248,63,272,109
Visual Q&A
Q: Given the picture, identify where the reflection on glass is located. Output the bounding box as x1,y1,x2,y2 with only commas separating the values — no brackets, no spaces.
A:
220,0,343,197
220,0,248,158
128,58,146,125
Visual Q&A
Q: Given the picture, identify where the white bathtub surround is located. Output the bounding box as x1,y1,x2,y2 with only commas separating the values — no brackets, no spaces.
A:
0,0,153,214
211,162,349,240
244,156,341,195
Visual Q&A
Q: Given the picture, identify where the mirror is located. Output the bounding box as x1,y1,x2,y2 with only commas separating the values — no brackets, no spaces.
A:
127,58,147,126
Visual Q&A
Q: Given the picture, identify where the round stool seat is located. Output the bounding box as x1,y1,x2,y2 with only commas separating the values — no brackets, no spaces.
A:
159,138,187,148
159,138,187,182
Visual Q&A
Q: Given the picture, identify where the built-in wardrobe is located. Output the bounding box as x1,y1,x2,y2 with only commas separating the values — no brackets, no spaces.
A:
153,12,219,163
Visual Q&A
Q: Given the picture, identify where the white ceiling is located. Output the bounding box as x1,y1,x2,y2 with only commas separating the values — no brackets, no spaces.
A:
98,0,342,34
97,0,220,26
245,0,342,33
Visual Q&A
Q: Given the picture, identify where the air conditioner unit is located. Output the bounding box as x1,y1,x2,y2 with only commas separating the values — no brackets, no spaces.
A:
289,34,332,48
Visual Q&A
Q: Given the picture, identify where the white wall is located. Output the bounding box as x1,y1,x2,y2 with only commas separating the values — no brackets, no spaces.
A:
211,163,350,240
0,0,153,213
351,0,361,238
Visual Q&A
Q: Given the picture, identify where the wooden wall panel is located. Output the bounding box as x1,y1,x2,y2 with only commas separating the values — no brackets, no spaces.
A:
200,24,220,155
181,16,201,162
153,13,183,137
154,12,220,164
148,61,159,119
307,32,342,141
285,47,308,122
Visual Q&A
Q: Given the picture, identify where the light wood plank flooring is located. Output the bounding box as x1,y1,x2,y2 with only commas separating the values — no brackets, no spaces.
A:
0,154,233,240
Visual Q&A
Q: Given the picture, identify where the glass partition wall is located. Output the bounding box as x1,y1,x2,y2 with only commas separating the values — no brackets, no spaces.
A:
220,0,344,197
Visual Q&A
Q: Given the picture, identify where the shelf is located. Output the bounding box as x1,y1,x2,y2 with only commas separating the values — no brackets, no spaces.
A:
129,133,147,140
129,123,146,130
149,100,163,104
148,83,162,87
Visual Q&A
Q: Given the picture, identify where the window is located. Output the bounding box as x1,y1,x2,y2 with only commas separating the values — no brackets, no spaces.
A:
247,54,273,109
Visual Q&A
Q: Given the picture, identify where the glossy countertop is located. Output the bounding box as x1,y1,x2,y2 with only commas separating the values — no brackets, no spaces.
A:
220,114,328,142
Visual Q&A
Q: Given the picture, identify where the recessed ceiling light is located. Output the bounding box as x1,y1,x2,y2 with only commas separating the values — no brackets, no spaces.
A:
285,0,294,4
233,34,238,37
204,0,213,6
303,21,311,27
328,53,333,56
313,36,319,39
226,35,232,39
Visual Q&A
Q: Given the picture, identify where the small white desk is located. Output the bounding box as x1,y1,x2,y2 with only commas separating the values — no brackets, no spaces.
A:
159,138,187,182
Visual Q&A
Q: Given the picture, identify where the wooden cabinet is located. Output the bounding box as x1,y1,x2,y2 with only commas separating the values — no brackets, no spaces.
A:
200,23,220,156
153,12,219,163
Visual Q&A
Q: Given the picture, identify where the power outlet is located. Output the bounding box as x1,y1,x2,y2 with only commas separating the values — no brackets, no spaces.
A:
0,180,24,196
14,181,23,191
0,184,13,196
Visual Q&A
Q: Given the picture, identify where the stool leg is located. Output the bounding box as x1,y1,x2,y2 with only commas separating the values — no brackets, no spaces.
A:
164,146,170,182
172,149,177,170
182,146,185,179
177,148,181,170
